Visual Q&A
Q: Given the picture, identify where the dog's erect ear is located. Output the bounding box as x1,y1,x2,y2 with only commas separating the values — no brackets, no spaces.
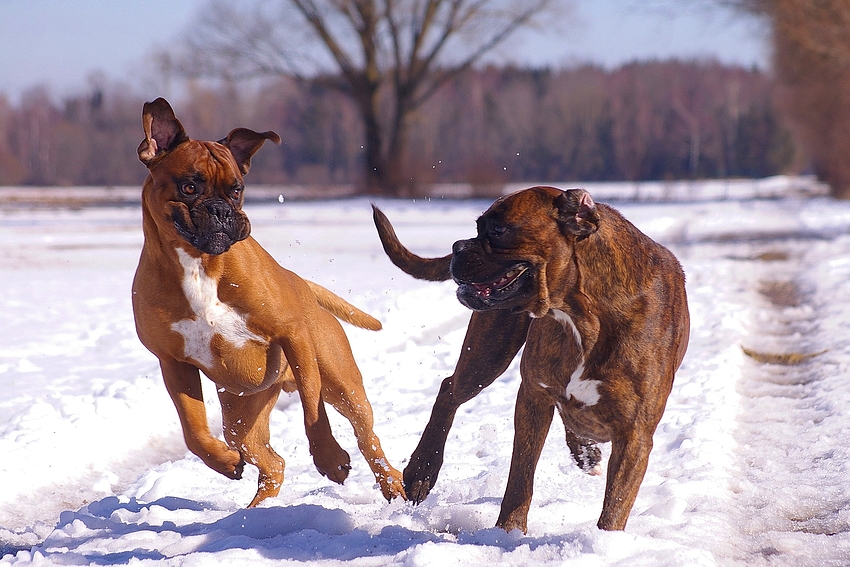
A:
555,189,600,238
220,128,282,175
138,98,188,165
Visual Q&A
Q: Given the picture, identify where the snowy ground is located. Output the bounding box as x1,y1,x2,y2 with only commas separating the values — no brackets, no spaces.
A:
1,191,850,566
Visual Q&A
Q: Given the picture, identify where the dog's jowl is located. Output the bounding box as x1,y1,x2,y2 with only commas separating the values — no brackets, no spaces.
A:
373,186,689,531
132,98,405,507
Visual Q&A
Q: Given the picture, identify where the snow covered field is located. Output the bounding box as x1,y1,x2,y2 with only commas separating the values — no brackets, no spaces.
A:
1,190,850,566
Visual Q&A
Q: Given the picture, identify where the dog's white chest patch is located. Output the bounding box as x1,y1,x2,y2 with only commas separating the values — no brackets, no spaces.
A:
172,248,266,369
551,309,601,406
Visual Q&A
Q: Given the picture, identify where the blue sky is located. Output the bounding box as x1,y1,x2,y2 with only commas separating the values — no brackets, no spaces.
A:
0,0,768,103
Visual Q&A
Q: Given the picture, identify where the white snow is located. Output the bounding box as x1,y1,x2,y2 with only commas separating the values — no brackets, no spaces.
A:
1,190,850,566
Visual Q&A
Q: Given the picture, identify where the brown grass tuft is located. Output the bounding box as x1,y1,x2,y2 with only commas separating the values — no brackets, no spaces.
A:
741,346,826,365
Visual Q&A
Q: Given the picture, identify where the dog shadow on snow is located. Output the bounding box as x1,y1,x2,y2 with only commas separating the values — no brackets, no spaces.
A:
23,495,595,564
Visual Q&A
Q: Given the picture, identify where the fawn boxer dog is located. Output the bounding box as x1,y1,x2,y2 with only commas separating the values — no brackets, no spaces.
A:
372,186,689,531
132,98,405,507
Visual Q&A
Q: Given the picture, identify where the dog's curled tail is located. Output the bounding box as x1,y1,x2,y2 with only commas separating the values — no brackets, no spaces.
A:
306,281,382,331
371,205,452,282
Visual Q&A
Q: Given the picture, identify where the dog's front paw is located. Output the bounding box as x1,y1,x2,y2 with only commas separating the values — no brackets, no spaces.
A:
376,467,407,502
403,455,442,504
229,456,246,480
313,445,352,484
404,477,432,505
204,446,245,480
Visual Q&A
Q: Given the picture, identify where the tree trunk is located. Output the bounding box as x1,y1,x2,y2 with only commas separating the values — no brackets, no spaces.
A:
361,103,386,195
355,80,414,196
351,79,393,195
384,94,411,196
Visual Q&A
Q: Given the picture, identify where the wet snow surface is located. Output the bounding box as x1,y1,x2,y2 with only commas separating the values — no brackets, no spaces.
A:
2,193,850,566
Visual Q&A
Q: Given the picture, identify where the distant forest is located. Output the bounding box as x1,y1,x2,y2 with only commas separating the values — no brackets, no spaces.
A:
0,60,799,192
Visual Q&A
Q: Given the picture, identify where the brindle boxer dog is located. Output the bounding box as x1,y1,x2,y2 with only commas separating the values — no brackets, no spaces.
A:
132,98,405,507
372,186,689,531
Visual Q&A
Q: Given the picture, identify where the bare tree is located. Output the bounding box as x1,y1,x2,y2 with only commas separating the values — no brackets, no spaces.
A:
717,0,850,197
166,0,564,195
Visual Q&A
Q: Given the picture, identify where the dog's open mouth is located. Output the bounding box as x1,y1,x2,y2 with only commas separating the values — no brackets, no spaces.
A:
455,262,533,310
467,265,529,298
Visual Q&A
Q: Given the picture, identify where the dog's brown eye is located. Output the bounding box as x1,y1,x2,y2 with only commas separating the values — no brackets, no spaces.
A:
231,186,243,199
487,225,511,249
180,183,197,196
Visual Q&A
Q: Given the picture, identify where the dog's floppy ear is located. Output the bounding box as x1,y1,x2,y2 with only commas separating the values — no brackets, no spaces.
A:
138,98,188,165
555,189,600,238
220,128,282,175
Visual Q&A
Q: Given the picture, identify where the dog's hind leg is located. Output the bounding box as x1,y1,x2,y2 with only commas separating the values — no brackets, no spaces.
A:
279,331,352,485
561,421,602,475
404,309,531,504
314,314,405,501
160,359,245,480
218,384,286,508
322,378,406,501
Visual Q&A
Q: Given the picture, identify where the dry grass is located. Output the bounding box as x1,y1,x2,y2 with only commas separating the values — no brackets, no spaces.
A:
754,251,790,262
758,280,803,307
741,346,826,365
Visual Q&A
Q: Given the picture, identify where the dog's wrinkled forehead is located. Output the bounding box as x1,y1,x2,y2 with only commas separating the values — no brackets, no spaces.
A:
481,186,562,228
161,140,244,187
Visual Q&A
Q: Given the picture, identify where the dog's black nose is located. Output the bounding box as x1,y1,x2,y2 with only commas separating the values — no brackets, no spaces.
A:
453,239,475,254
204,199,234,222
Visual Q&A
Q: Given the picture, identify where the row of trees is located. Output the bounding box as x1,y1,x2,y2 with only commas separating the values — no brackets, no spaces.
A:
0,59,797,193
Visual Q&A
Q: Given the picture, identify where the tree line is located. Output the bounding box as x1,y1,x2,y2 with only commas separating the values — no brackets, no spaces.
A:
0,59,797,194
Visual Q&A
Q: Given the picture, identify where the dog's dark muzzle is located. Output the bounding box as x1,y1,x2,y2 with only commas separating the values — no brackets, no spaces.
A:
451,238,534,311
174,198,251,255
450,238,484,281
